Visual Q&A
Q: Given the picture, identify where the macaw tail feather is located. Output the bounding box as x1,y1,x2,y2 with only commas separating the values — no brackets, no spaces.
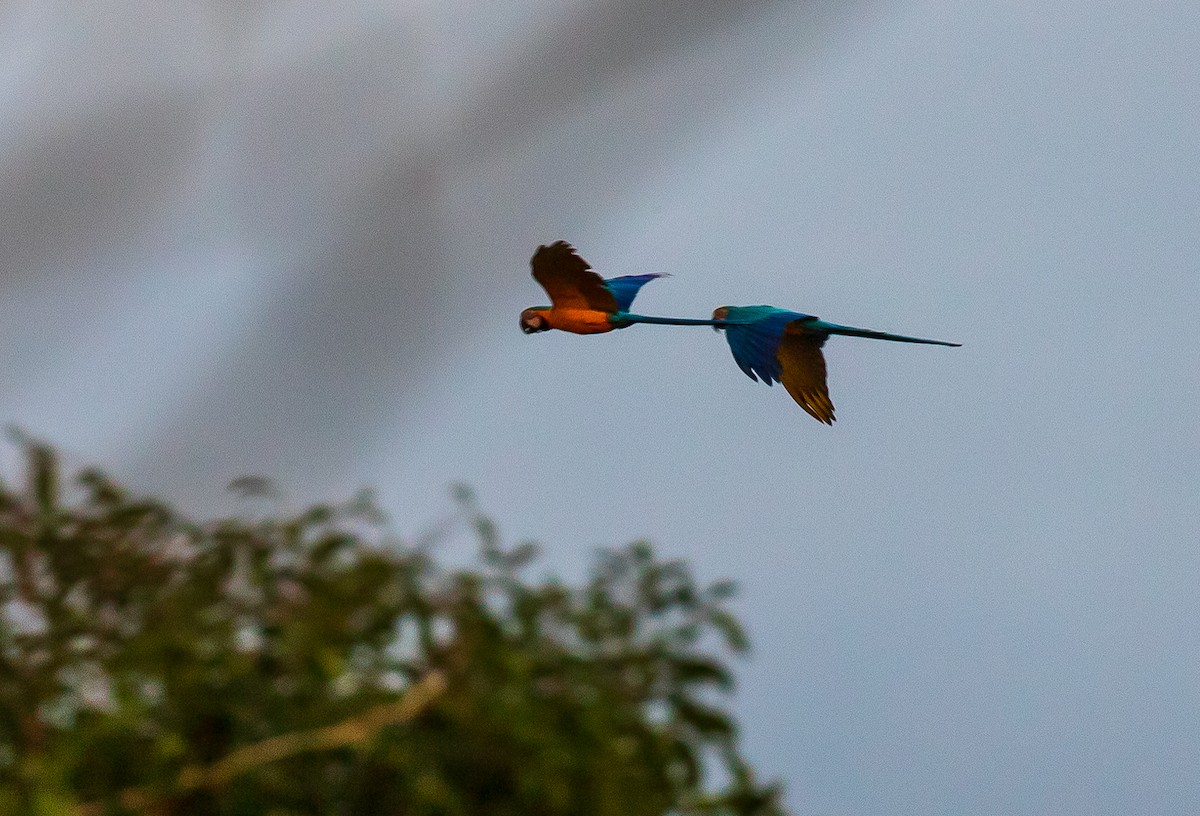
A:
618,312,727,327
811,320,961,347
604,274,669,312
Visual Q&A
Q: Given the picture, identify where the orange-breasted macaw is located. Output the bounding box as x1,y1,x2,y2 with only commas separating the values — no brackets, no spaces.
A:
711,305,960,424
520,240,959,425
520,241,723,334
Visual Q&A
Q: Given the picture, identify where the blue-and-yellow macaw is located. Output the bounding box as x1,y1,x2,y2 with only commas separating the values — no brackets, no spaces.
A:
521,240,960,425
520,241,722,334
711,305,960,424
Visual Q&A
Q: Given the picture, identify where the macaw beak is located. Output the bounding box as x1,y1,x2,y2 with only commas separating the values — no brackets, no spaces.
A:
520,308,549,334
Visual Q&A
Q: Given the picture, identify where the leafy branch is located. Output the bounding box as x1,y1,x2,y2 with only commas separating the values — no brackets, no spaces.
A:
0,438,786,815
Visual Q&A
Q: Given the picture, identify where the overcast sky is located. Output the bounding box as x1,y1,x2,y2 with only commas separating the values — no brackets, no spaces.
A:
2,1,1199,814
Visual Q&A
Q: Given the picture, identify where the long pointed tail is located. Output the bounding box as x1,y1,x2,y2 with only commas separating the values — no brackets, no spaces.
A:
620,312,728,327
812,320,961,347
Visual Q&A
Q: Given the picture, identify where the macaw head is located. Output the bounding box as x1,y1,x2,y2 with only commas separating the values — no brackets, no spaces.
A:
520,307,551,334
711,306,730,332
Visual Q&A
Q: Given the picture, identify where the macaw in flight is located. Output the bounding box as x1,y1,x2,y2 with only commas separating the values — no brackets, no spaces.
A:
521,240,960,424
520,240,722,334
710,305,960,425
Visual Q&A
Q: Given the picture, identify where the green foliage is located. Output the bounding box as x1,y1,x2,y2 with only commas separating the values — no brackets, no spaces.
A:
0,440,785,815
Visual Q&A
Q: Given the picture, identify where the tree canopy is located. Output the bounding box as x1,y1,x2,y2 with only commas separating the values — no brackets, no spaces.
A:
0,439,785,815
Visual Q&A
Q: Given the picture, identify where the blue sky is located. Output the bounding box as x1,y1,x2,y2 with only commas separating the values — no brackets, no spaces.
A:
2,2,1198,813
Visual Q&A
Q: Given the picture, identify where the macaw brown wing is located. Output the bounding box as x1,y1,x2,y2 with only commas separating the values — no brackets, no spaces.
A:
779,326,835,424
530,241,619,313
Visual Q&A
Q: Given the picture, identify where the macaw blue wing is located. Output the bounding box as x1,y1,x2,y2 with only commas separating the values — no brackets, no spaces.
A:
719,306,814,384
603,273,667,313
717,303,958,423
